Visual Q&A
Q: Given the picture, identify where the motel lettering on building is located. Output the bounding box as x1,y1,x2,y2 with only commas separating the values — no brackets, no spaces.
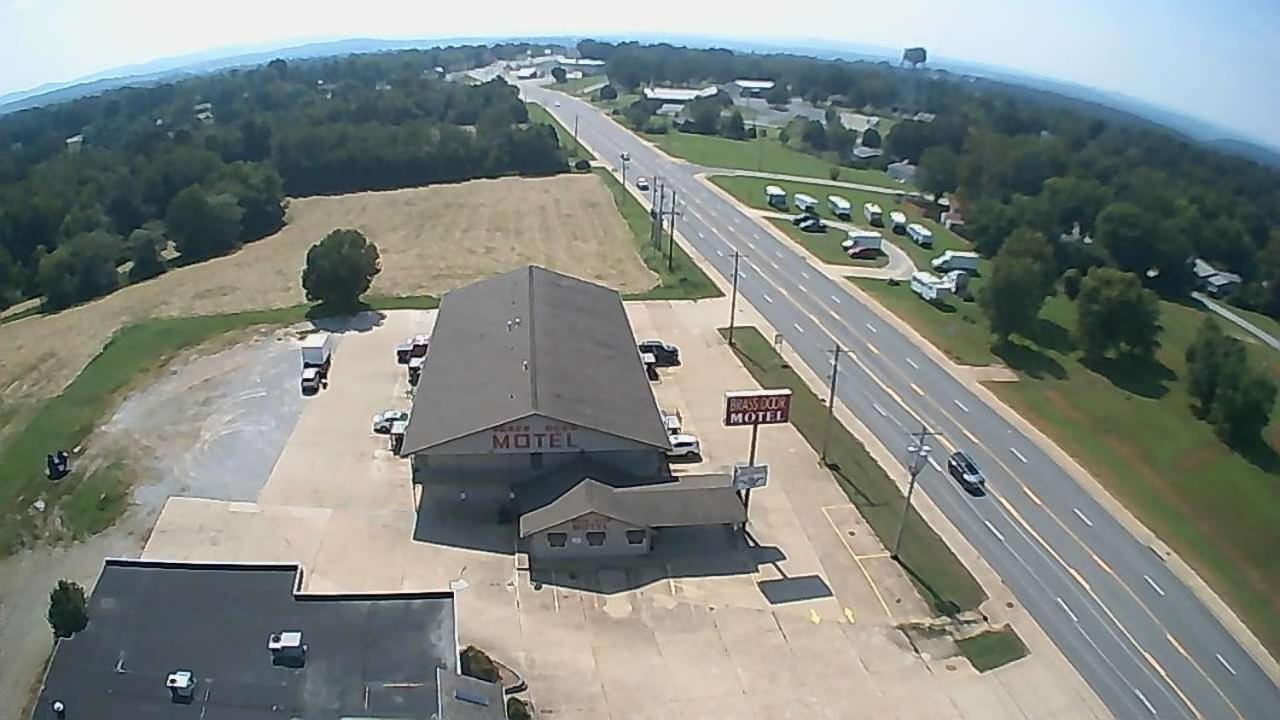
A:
491,422,581,452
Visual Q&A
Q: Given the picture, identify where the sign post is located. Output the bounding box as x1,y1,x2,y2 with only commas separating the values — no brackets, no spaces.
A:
723,389,793,512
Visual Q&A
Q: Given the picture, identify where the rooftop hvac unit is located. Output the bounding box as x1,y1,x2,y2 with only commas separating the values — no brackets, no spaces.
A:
268,631,306,665
166,670,196,703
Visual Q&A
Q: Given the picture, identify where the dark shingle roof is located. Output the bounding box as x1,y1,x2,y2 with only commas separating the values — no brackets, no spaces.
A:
402,266,670,454
519,473,745,537
35,560,499,720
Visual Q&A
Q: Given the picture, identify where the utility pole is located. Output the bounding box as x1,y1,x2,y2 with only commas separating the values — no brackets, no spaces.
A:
652,182,666,251
619,153,629,187
667,191,678,273
574,115,579,140
820,344,846,465
727,251,743,346
892,423,942,560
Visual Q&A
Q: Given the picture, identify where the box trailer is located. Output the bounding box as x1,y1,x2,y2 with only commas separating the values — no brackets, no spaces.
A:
910,271,952,302
906,222,934,248
841,229,883,256
863,202,883,226
794,193,819,214
764,185,787,209
301,333,333,370
931,250,980,273
889,210,908,231
827,195,852,219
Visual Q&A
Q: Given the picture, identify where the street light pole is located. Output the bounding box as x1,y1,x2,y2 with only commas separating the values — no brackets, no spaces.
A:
820,344,844,465
620,153,629,187
892,424,942,560
727,251,743,346
667,191,678,273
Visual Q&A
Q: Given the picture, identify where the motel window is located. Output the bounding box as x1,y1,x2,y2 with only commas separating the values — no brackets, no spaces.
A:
625,530,646,545
586,531,606,547
547,533,567,548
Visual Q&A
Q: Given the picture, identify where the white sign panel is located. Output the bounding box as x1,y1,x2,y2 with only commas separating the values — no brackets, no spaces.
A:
733,462,769,491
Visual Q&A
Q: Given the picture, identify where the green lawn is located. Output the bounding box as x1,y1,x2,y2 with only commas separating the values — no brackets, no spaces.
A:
766,218,887,268
956,625,1029,672
552,75,608,95
711,174,971,269
853,271,1280,656
591,169,721,300
527,103,591,162
722,326,987,616
1224,302,1280,345
644,131,900,187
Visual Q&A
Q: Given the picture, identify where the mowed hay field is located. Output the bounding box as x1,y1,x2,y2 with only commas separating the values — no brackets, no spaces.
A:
0,174,655,429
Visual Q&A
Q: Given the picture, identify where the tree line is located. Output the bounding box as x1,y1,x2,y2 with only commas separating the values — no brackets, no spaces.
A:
585,40,1280,317
0,44,568,311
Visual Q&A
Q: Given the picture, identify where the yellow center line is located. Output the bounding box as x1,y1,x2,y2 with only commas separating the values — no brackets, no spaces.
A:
1021,485,1044,506
865,342,881,355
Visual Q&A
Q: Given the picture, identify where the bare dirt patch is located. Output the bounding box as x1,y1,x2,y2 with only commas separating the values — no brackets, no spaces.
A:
0,175,654,431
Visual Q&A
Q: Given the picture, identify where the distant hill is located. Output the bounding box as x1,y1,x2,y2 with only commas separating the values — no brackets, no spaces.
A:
1209,138,1280,169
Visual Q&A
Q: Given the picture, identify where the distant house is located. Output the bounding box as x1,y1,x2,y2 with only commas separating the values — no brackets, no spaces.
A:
851,146,884,160
514,67,539,80
642,86,719,104
732,79,775,97
193,101,214,125
1058,222,1095,245
887,160,918,184
1192,258,1243,297
64,134,84,154
912,112,937,123
556,57,607,76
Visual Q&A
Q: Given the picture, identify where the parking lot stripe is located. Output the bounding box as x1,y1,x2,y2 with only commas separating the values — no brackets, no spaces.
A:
822,506,893,619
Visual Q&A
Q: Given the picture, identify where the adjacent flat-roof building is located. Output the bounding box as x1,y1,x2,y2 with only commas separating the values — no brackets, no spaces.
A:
1192,258,1243,297
402,266,745,558
641,86,719,103
731,79,775,97
34,560,503,720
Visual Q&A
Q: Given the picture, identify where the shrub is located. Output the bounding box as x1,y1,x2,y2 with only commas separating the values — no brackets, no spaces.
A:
506,697,533,720
598,84,618,100
48,579,89,638
573,159,591,171
1061,268,1082,299
829,166,841,181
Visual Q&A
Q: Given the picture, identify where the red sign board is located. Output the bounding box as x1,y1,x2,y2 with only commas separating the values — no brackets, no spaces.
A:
723,389,793,427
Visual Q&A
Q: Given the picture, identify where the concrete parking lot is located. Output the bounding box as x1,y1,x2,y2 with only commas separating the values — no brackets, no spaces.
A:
142,301,1104,720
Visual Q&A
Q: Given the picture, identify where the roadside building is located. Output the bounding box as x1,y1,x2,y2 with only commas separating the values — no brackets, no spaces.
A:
35,559,504,720
400,266,745,558
731,79,775,97
555,57,607,76
64,134,84,154
641,86,719,104
1192,258,1243,297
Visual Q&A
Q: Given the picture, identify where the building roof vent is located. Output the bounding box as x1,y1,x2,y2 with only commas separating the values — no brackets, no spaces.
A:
268,631,306,666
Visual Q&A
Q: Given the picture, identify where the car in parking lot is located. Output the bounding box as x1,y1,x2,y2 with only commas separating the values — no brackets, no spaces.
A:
666,433,701,460
638,339,680,366
372,410,410,434
798,216,827,233
636,177,650,191
789,213,811,226
947,451,986,492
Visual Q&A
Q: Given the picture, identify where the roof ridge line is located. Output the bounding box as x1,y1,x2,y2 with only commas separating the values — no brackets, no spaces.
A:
526,265,539,411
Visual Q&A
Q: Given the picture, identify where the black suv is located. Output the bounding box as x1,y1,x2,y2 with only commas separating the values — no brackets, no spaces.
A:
638,340,680,367
946,451,987,493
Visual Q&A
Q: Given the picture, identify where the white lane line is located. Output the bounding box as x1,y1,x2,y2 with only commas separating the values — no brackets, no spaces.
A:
1216,654,1237,676
1143,575,1166,597
871,403,888,417
797,284,807,293
1073,508,1094,527
775,250,783,258
1133,688,1157,716
983,520,1006,543
769,259,780,269
1056,597,1079,623
865,342,880,355
801,270,810,279
1010,447,1029,464
927,456,942,473
865,323,878,333
830,295,842,304
762,293,774,304
953,399,969,412
793,323,805,334
715,249,724,257
697,231,705,239
905,357,919,370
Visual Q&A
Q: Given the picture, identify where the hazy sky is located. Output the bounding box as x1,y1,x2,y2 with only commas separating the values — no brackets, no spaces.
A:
3,0,1277,146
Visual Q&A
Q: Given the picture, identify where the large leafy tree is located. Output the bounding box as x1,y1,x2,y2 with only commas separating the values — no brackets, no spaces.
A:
981,255,1047,342
302,229,382,308
1210,366,1277,446
126,223,167,282
722,109,746,140
919,146,959,196
37,230,123,310
165,186,244,260
1075,267,1162,360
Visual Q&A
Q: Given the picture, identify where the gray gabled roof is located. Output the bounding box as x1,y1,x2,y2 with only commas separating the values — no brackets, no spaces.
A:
402,266,671,455
519,474,745,537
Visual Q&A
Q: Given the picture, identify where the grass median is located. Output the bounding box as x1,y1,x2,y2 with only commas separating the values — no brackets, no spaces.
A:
592,168,721,300
721,326,987,616
645,131,900,188
766,218,888,268
956,625,1028,672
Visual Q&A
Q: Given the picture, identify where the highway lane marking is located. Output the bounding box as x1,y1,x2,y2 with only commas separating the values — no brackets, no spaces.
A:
865,323,878,333
1057,597,1079,623
871,403,888,417
1167,634,1189,659
697,231,705,239
1090,552,1115,575
1021,485,1043,506
905,357,919,370
1133,688,1157,716
793,323,805,334
775,250,783,258
763,293,774,303
1140,649,1201,720
983,520,1006,542
909,383,924,396
961,427,979,444
1010,447,1029,463
927,456,942,473
801,270,810,279
1073,508,1094,527
953,399,969,412
769,259,780,269
1143,575,1166,597
797,283,807,293
830,295,841,304
715,249,724,257
1215,654,1237,675
865,342,880,355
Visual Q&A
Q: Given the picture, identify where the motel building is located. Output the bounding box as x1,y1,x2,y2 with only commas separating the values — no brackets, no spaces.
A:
399,266,745,560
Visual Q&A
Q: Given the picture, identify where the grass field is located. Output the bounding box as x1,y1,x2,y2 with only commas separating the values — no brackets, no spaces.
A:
1223,302,1280,342
644,131,901,187
765,219,888,268
592,169,721,300
0,175,657,443
722,326,987,616
852,273,1280,655
956,625,1029,672
709,174,970,270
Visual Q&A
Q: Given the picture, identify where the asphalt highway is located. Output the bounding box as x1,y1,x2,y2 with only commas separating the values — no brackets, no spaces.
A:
526,83,1280,720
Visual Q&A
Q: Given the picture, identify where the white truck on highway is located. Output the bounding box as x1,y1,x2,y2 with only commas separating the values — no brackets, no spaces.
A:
931,250,980,273
906,222,934,248
765,185,787,209
827,195,852,219
794,193,819,214
863,202,883,225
